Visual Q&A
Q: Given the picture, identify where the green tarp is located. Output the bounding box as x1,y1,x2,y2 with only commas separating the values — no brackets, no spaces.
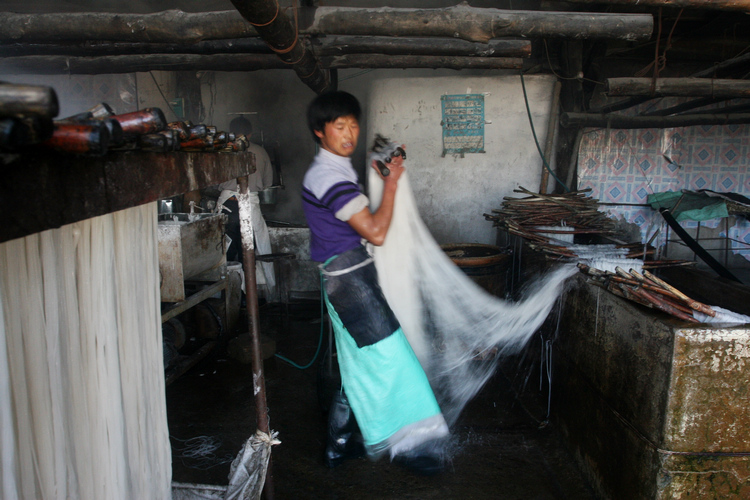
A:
647,191,728,222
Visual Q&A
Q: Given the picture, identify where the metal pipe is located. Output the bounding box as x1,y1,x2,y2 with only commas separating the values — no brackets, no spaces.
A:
230,0,333,95
237,175,274,499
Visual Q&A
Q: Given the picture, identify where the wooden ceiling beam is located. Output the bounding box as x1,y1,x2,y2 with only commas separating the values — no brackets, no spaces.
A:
559,0,750,13
302,5,653,43
0,53,525,75
561,111,750,128
0,7,653,45
0,54,288,75
606,77,750,98
0,37,531,59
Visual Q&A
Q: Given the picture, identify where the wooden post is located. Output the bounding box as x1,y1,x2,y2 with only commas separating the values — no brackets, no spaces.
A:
237,175,275,499
539,81,562,194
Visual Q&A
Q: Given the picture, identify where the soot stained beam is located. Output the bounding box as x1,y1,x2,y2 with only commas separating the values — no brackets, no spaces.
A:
606,77,750,98
0,37,531,59
0,7,653,44
561,111,750,128
559,0,750,12
0,53,526,74
302,5,654,43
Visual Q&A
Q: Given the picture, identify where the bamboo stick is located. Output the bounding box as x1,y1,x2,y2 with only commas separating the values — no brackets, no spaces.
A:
642,270,716,317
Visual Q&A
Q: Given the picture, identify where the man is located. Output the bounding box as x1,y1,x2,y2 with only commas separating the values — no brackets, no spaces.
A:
214,117,276,299
302,91,449,475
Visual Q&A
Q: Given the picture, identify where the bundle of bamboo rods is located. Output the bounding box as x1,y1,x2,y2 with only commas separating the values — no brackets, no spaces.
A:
578,263,715,323
485,186,617,234
485,187,697,267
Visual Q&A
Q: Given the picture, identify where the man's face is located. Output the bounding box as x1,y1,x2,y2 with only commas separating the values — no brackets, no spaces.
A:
315,115,359,158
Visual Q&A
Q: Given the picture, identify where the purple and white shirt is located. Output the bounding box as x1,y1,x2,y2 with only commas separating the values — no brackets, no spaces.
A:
302,148,369,262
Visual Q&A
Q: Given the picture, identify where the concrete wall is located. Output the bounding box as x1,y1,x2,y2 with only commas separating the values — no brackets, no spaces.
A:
550,272,750,499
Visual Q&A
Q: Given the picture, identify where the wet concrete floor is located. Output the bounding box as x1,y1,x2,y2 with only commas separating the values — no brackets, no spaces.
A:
166,300,597,499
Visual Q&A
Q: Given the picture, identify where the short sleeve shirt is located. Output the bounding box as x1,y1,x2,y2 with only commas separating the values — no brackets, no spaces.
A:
302,148,369,262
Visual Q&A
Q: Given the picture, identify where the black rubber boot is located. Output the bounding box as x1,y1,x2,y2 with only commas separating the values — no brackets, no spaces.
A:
392,439,447,476
324,391,365,468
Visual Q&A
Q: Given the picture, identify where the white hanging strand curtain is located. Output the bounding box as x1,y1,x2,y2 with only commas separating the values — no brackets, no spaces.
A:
0,203,171,500
369,170,576,424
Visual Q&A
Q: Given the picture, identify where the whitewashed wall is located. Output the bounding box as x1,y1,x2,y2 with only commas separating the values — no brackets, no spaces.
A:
366,74,556,245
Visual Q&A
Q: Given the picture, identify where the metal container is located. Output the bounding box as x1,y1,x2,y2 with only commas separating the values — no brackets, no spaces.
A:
259,186,279,205
158,212,227,302
441,243,511,297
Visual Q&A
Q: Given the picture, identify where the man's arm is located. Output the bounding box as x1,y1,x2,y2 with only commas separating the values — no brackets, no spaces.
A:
347,154,404,246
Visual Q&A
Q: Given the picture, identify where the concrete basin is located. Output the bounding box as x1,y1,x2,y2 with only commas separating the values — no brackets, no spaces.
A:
158,212,227,302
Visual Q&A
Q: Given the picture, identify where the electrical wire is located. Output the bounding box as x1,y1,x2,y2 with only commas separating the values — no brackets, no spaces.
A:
273,274,325,370
339,69,375,82
148,71,175,116
519,70,570,192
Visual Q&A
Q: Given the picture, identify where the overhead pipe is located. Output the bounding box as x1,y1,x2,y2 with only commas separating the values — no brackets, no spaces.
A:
229,0,334,95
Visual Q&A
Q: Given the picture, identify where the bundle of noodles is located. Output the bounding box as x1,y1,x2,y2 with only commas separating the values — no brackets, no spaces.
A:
369,172,576,425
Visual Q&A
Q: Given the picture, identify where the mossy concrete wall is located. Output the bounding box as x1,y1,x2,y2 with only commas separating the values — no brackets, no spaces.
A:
553,274,750,499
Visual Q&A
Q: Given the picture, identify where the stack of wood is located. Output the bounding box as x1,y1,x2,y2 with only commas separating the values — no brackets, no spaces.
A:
578,263,715,323
486,187,615,235
484,186,699,268
484,186,647,258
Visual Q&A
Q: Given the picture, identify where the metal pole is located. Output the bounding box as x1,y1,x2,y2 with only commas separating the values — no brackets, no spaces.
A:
237,175,274,499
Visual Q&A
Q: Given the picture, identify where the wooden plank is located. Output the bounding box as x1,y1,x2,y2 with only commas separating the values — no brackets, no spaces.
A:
0,150,255,243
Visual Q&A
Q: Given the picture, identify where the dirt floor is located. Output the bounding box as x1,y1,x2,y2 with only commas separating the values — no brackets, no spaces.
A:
166,300,597,500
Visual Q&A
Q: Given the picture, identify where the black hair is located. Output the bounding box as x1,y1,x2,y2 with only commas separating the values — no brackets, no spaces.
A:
229,116,252,136
306,91,361,144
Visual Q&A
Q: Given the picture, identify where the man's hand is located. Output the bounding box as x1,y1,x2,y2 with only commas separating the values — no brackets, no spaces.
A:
371,144,405,184
350,145,406,246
